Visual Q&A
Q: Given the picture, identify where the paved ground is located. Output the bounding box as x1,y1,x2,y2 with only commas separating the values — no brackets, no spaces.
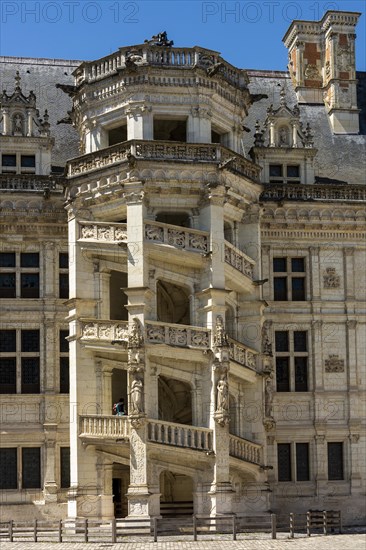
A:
1,531,366,550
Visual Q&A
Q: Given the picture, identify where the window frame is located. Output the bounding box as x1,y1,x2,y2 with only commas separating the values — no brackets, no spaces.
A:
273,256,306,301
0,328,41,394
277,441,311,482
269,163,301,184
0,251,40,299
327,442,344,481
275,329,309,392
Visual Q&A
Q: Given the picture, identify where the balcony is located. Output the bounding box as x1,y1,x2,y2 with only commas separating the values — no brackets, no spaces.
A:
228,338,257,371
260,183,366,203
78,221,127,244
67,140,260,183
80,319,129,345
79,415,262,468
148,419,213,452
229,434,262,465
145,320,210,349
0,174,64,193
145,221,208,253
80,415,130,440
224,241,254,281
74,45,248,90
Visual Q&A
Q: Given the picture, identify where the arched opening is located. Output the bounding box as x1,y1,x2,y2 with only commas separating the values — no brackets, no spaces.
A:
225,304,236,339
112,463,129,517
160,470,194,517
156,211,190,227
224,221,233,244
156,280,190,325
229,393,237,436
110,271,128,320
112,369,128,415
158,376,192,425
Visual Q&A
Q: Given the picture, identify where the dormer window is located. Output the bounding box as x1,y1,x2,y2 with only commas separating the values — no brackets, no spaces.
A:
269,164,300,184
1,154,36,175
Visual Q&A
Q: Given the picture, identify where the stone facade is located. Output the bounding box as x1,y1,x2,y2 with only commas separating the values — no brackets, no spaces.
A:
0,13,365,526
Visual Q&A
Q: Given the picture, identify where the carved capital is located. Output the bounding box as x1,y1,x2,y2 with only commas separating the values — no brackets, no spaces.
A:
346,320,357,329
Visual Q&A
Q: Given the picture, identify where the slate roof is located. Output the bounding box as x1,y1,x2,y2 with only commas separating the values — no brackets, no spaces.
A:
1,56,365,185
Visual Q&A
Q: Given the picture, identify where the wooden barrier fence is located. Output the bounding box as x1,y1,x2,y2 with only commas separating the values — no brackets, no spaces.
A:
0,511,342,543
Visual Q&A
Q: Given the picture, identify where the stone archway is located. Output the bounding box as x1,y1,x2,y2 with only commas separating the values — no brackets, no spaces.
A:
158,376,192,425
156,280,190,325
159,470,194,517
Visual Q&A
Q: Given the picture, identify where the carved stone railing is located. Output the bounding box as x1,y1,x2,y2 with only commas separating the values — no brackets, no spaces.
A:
260,184,366,203
67,140,259,182
80,319,129,343
145,321,210,349
0,174,64,192
80,415,130,439
144,220,208,252
68,141,130,177
74,45,247,90
78,221,127,243
228,338,257,370
229,434,262,465
224,242,254,280
148,419,213,452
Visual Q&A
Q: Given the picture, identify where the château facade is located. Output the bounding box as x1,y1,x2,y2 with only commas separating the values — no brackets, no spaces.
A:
0,12,365,525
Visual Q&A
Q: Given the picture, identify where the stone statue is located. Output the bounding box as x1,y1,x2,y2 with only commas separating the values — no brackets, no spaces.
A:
13,114,23,134
279,127,288,146
130,378,143,414
129,318,143,349
262,321,272,356
216,377,228,413
265,378,274,417
214,315,228,348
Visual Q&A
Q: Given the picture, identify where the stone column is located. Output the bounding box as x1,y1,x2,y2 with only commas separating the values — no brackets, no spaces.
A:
2,108,10,135
43,424,58,502
127,422,153,517
102,367,113,415
126,104,148,140
269,121,275,147
291,122,298,147
99,462,115,519
27,109,33,136
344,248,355,300
309,246,320,301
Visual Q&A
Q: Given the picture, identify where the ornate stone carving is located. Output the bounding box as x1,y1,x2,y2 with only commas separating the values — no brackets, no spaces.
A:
349,433,360,443
224,243,254,279
263,418,276,432
262,321,272,356
213,316,229,348
145,224,163,241
325,355,345,373
129,318,144,348
261,184,366,202
304,64,321,80
323,267,340,288
214,375,230,426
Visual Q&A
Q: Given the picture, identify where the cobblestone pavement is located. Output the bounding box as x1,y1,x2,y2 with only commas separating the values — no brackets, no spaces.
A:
1,531,366,550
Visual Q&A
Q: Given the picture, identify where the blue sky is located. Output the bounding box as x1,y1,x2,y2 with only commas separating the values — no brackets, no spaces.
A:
1,0,365,70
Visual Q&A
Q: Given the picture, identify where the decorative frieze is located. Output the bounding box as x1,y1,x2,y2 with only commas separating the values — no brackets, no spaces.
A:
228,338,257,370
325,354,345,373
78,221,127,243
0,174,63,192
145,321,210,349
323,267,340,288
144,221,208,252
80,319,129,343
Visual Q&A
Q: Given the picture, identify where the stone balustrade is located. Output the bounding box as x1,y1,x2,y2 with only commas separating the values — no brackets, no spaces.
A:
74,45,246,90
78,221,127,243
0,174,64,192
144,220,208,252
145,320,210,349
80,319,129,342
229,434,262,464
80,415,130,439
148,419,213,452
260,184,366,203
224,242,254,279
228,338,257,370
67,140,259,182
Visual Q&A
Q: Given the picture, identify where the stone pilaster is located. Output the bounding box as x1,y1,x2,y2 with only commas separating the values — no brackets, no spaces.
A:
43,423,58,502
